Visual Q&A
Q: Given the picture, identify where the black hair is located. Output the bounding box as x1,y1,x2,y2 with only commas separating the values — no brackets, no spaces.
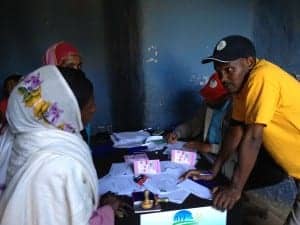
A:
3,73,22,97
57,66,94,109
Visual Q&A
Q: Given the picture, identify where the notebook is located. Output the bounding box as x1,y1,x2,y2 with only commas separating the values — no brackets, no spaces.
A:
140,206,227,225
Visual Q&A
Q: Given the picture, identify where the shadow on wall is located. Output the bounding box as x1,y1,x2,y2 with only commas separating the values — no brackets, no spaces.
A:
101,0,145,131
170,90,202,126
144,49,204,129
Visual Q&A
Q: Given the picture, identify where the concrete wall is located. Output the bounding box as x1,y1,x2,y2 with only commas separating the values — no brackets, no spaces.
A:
0,0,111,129
140,0,254,129
1,0,300,131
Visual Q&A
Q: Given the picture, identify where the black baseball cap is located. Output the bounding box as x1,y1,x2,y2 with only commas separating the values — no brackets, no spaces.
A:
202,35,256,64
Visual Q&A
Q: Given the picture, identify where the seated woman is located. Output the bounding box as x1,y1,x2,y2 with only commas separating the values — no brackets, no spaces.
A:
43,41,91,144
0,65,116,225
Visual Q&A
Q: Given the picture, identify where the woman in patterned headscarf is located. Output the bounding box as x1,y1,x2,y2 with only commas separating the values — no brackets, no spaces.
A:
0,65,115,225
43,41,92,144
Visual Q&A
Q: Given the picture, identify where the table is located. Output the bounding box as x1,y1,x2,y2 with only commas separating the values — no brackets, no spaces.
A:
91,141,243,225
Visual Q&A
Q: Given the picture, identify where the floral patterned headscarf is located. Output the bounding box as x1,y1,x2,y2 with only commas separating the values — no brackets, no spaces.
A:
6,65,83,134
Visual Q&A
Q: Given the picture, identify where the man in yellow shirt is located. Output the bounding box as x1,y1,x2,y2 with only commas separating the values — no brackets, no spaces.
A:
182,35,300,225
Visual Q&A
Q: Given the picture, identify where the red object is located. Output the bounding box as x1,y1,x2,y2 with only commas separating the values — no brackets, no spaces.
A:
0,98,8,121
200,72,228,102
43,41,79,65
55,42,79,64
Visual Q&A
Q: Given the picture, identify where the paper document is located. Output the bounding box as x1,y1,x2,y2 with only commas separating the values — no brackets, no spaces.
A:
111,130,150,148
143,174,179,194
177,179,212,200
160,161,191,177
159,189,190,204
98,175,144,196
109,162,134,176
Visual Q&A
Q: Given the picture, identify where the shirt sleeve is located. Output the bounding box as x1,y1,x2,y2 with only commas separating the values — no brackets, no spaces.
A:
233,70,280,125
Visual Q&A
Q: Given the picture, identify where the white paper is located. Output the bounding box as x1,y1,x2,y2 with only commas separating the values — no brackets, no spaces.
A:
177,179,212,200
108,162,134,176
159,189,190,204
111,130,150,148
98,175,144,196
143,174,179,194
160,161,191,177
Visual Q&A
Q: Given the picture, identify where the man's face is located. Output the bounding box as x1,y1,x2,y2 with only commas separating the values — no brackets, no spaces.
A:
214,58,254,94
59,54,82,70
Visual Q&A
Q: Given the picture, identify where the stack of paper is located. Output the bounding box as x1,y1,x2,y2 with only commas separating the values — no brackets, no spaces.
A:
142,135,167,151
98,162,145,196
111,130,150,148
98,161,212,204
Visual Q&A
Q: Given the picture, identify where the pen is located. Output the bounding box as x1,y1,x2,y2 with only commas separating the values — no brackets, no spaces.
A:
199,171,213,176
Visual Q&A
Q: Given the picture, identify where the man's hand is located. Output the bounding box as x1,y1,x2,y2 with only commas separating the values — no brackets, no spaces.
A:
165,132,178,144
179,169,216,182
212,185,242,210
184,141,211,153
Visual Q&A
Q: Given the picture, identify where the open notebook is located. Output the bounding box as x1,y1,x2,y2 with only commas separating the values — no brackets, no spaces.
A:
140,206,227,225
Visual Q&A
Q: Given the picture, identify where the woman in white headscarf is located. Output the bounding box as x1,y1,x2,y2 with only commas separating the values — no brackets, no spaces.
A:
0,65,115,225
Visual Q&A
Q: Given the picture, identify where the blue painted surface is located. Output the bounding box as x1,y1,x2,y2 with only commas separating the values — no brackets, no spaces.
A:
253,0,300,74
0,0,111,129
140,0,254,129
1,0,300,132
0,0,300,209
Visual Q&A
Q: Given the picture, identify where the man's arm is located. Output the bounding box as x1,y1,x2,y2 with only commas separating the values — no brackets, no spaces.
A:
213,123,264,210
211,120,244,175
231,123,264,191
180,120,245,181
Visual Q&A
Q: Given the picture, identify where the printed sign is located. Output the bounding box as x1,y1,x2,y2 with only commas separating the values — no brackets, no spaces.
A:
171,149,196,166
133,159,161,176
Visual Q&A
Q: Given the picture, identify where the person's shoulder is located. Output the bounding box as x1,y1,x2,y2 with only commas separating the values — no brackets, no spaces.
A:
35,154,83,179
252,59,288,77
249,59,286,83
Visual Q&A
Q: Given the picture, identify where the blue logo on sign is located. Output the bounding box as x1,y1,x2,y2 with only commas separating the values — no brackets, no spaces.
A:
172,210,197,225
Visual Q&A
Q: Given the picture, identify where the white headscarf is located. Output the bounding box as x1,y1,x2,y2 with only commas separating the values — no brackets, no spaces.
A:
0,65,98,225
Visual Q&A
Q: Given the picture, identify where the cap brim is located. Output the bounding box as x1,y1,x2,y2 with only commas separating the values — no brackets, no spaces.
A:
201,57,231,64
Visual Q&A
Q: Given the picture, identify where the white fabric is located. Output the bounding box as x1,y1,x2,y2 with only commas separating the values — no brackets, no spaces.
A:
0,65,98,225
0,127,13,192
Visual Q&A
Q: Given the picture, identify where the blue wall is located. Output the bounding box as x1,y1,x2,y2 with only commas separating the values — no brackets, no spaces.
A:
253,0,300,74
0,0,111,130
1,0,300,132
140,0,254,129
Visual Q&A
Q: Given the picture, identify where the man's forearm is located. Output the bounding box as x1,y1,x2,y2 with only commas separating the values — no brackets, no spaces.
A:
213,125,244,172
231,125,263,190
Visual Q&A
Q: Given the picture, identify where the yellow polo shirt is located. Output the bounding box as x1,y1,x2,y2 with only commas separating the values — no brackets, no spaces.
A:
232,59,300,179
